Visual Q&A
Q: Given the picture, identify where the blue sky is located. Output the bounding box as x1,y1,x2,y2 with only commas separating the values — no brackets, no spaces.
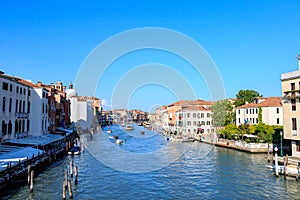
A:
0,0,300,111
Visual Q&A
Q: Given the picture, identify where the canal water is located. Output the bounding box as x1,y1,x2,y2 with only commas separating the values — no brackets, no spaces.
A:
2,124,300,199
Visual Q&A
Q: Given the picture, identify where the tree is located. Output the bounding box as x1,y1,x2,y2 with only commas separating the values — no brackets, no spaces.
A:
234,89,262,107
212,100,234,127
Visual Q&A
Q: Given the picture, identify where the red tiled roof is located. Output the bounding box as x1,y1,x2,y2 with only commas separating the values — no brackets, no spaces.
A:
178,105,210,112
168,99,213,107
237,97,282,108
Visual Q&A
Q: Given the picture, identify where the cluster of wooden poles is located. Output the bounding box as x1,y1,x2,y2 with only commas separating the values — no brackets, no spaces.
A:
62,160,78,199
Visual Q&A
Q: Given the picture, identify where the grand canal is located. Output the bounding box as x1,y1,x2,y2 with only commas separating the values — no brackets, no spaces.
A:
2,124,300,199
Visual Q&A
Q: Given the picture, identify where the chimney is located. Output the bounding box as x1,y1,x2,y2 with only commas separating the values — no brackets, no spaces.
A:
298,54,300,70
37,81,42,87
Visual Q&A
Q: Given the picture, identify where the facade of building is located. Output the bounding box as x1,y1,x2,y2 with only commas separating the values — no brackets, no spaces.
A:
235,97,283,126
66,84,101,132
0,73,31,142
281,56,300,157
176,105,213,136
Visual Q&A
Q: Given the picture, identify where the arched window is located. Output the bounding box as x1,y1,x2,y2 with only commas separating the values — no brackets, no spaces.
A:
23,101,25,112
2,97,6,112
8,120,12,134
22,119,25,132
2,120,7,135
15,120,18,133
19,100,22,112
16,100,18,112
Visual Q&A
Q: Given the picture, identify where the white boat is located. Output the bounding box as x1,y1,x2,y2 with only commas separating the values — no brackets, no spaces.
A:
68,146,81,155
126,125,133,130
107,129,112,133
116,139,123,145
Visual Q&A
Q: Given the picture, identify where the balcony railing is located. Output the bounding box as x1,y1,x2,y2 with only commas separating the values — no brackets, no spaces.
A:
15,112,29,118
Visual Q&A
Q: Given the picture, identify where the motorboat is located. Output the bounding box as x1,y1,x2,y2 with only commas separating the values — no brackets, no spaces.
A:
107,129,112,133
126,125,133,131
68,146,81,155
144,122,151,128
140,130,145,134
116,139,123,145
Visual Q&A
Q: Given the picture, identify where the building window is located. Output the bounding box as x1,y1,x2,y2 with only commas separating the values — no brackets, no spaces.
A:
28,89,31,96
246,109,248,114
28,102,30,113
19,100,22,112
291,82,296,91
187,121,191,125
193,121,196,125
187,113,190,118
23,101,25,113
250,109,252,114
16,86,19,93
20,87,22,94
238,109,240,114
201,121,205,125
16,100,18,113
292,118,297,131
193,113,196,118
2,97,6,112
238,118,240,123
2,82,8,90
9,84,12,92
201,113,204,118
276,108,279,114
207,121,210,125
256,108,258,114
2,120,7,135
207,113,210,118
197,113,200,118
207,129,210,133
256,118,258,124
296,141,300,152
9,98,12,112
291,99,296,111
277,118,280,124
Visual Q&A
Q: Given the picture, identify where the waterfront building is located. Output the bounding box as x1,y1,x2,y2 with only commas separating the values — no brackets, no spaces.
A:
0,72,31,142
281,55,300,157
176,105,214,136
235,97,283,126
66,83,100,133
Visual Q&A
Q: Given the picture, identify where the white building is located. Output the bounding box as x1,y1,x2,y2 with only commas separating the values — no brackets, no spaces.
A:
0,73,31,142
66,84,100,133
176,105,214,136
235,97,283,126
28,83,49,136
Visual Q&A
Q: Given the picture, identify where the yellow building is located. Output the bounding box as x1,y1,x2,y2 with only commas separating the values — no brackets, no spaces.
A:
281,55,300,157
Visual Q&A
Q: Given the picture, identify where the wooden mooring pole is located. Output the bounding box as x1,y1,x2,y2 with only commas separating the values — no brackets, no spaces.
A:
70,161,73,178
62,179,67,200
27,165,31,185
30,170,34,192
74,165,78,185
68,179,73,198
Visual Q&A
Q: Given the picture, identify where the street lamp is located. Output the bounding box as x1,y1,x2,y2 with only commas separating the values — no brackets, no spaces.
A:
280,131,283,157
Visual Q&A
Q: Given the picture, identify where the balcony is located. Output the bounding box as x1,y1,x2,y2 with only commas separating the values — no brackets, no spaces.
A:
15,112,29,118
284,90,300,99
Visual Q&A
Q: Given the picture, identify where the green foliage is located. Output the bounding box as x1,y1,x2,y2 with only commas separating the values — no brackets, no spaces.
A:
211,100,234,127
258,107,262,124
218,123,282,143
234,89,262,107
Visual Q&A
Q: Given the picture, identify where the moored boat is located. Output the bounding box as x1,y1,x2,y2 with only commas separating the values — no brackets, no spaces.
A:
68,146,81,155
